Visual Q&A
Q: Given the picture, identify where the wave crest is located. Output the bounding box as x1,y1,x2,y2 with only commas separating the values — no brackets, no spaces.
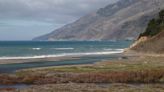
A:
32,48,41,50
52,48,74,50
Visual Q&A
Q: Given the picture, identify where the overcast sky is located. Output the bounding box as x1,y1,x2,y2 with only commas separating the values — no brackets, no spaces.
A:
0,0,118,40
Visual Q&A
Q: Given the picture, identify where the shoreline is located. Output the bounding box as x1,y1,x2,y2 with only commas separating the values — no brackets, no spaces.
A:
1,50,163,65
0,50,124,65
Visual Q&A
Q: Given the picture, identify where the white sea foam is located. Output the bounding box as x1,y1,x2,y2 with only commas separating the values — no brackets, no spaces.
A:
32,48,41,50
0,49,124,60
103,48,113,51
103,48,124,51
52,48,74,50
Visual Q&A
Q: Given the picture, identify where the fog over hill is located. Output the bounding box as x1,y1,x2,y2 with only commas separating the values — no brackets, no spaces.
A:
33,0,164,41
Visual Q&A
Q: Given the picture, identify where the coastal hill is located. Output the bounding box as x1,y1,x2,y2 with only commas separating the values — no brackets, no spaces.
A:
33,0,164,41
130,10,164,54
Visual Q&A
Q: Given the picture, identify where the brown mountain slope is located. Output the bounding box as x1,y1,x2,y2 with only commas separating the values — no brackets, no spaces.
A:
130,31,164,54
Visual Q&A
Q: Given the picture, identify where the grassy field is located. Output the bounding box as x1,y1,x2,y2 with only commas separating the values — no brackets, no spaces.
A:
3,83,162,92
1,83,164,92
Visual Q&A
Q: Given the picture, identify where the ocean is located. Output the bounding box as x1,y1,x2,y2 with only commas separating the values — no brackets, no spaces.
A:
0,41,133,73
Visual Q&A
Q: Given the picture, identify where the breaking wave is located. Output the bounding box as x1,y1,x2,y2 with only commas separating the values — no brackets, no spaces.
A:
31,48,41,50
52,48,74,50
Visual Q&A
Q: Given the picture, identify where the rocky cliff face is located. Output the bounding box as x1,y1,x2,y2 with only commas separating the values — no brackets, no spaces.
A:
33,0,164,41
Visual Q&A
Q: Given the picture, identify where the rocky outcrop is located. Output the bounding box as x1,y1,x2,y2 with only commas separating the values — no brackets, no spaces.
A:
130,36,149,49
33,0,164,41
130,31,164,54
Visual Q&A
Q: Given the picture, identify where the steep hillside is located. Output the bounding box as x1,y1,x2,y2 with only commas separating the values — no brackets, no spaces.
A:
33,0,164,41
130,31,164,53
130,10,164,54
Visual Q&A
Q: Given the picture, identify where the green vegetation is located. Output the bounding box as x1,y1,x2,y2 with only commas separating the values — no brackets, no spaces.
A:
139,10,164,38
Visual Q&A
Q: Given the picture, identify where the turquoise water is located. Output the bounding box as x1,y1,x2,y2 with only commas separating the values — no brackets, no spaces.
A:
0,41,132,58
0,41,133,73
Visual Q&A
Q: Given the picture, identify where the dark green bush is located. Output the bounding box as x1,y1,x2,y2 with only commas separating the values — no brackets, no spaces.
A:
139,9,164,38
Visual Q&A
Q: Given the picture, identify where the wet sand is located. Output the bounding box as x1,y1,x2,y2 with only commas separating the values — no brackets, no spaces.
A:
0,56,79,65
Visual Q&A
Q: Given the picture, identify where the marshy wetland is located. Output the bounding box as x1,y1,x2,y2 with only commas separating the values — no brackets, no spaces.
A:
0,55,164,92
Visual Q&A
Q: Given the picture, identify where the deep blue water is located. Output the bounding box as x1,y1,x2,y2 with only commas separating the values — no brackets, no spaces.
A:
0,41,133,73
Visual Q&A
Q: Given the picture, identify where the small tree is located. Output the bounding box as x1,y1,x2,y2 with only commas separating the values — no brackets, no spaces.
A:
138,9,164,38
159,10,164,20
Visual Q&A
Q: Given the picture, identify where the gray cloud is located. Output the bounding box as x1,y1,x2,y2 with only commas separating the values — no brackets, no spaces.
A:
0,0,117,24
0,0,118,40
